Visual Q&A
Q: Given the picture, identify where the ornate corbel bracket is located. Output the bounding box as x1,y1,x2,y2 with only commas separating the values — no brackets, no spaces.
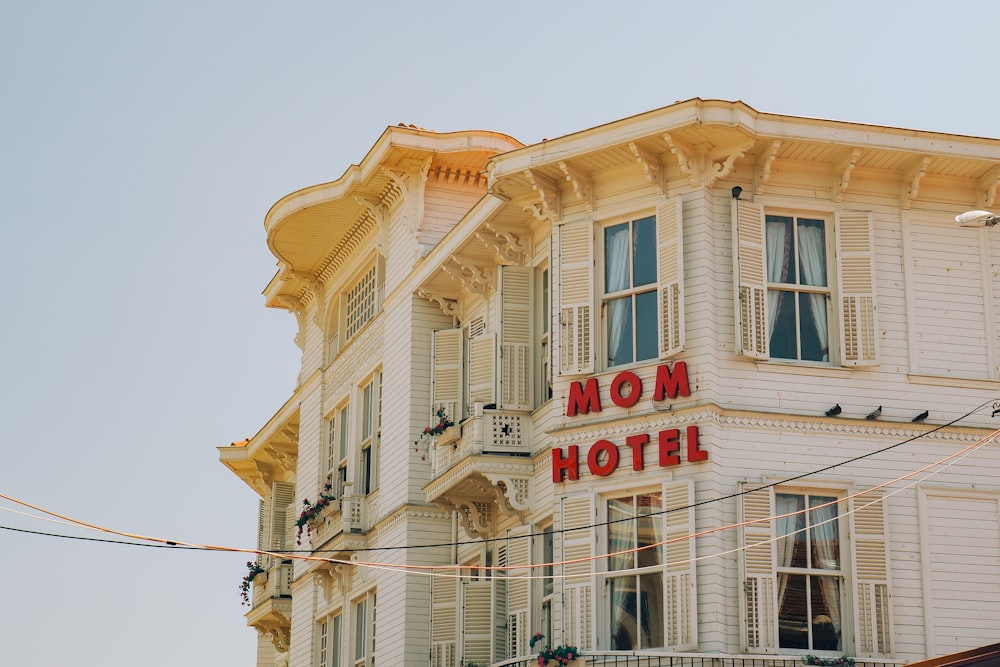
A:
416,289,459,317
454,499,494,539
442,258,492,297
314,562,350,601
978,165,1000,208
274,295,306,351
833,147,862,202
628,142,665,195
484,474,532,519
901,156,932,209
664,133,753,189
557,161,594,212
756,140,782,194
476,223,526,263
355,195,389,257
264,443,297,476
522,169,561,221
254,618,291,653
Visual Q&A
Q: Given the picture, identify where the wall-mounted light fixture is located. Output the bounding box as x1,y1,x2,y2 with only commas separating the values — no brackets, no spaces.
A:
956,210,1000,227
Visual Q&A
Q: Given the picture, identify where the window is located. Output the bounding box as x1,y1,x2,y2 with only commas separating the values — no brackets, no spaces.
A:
741,484,891,657
539,524,554,644
331,404,349,498
317,614,342,667
606,492,664,650
328,257,386,361
345,264,380,340
775,492,842,651
353,592,376,666
604,216,658,367
766,215,831,362
359,373,380,495
537,266,552,404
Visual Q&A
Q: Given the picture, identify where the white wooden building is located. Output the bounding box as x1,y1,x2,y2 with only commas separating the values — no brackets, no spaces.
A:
220,99,1000,667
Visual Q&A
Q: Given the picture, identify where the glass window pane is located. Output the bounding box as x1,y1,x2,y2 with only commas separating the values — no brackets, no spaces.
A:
797,219,827,287
542,526,554,596
332,616,342,667
633,216,656,286
636,492,663,568
605,223,630,293
635,290,658,362
354,600,366,660
798,293,829,362
639,572,664,648
608,497,633,571
810,576,842,650
776,493,807,569
609,576,638,650
766,215,794,284
808,496,840,570
778,573,808,649
769,290,797,360
607,297,633,366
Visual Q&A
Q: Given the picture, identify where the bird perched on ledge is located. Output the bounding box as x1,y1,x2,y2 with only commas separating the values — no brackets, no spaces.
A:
866,406,882,421
912,410,929,422
825,404,842,417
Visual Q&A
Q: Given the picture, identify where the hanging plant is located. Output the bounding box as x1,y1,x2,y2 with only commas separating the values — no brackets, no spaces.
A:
804,656,855,667
531,632,579,666
239,560,265,606
413,407,455,461
295,482,337,544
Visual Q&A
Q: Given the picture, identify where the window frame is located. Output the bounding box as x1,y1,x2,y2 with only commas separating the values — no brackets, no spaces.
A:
316,612,342,667
600,213,659,369
353,590,376,667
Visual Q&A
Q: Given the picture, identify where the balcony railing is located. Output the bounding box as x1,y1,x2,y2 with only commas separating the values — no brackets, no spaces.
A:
251,560,292,609
313,494,367,547
494,653,902,667
432,405,531,477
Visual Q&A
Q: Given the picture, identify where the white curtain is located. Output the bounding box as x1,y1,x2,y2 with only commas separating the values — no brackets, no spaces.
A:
809,500,842,635
776,494,803,607
797,224,829,361
766,221,790,333
606,227,631,362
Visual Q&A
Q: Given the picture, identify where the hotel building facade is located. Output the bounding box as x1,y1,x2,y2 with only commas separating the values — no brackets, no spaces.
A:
219,99,1000,667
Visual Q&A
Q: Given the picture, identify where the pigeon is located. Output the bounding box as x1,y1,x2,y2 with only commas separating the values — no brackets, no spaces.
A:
912,410,929,423
866,406,882,421
825,404,842,417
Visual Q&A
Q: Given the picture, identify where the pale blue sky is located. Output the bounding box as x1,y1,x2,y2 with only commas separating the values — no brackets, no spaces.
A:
0,2,997,665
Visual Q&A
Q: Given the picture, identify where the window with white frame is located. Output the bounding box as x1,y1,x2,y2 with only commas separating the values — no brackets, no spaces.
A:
538,524,554,644
766,214,831,362
358,373,380,496
741,484,891,657
334,404,349,498
603,215,658,367
345,263,380,340
353,591,376,667
317,613,342,667
606,491,665,650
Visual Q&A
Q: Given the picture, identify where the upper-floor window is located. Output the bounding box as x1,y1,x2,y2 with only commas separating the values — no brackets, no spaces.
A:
317,613,342,667
325,403,349,498
326,256,385,362
604,215,658,367
359,374,380,495
353,591,376,666
345,263,379,340
767,215,830,362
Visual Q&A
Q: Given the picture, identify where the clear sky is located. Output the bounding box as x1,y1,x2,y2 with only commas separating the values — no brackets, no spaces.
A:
0,1,997,665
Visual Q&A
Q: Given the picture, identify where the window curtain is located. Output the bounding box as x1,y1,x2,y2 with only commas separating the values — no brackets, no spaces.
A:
606,226,631,362
776,494,803,607
809,500,842,636
766,221,791,332
797,224,829,361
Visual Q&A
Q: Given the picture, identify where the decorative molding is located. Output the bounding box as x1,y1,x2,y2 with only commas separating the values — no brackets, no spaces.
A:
755,140,782,194
627,142,665,195
978,165,1000,208
475,223,527,263
522,169,561,221
901,155,932,210
833,147,862,202
557,161,594,212
354,195,389,257
441,258,492,297
484,474,532,517
322,318,384,406
273,295,307,350
416,289,459,317
664,133,754,188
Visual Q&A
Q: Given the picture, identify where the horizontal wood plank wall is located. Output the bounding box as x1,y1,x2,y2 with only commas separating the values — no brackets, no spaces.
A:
420,180,484,249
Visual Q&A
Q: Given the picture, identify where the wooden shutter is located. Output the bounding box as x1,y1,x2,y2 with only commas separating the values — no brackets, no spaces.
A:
432,328,463,424
560,492,594,649
493,540,509,661
431,576,458,667
732,200,770,360
663,480,697,650
836,211,878,366
506,527,532,658
850,490,892,657
657,197,685,359
257,499,269,570
469,332,496,405
498,265,534,410
739,483,778,652
270,481,295,552
461,580,493,665
557,220,594,375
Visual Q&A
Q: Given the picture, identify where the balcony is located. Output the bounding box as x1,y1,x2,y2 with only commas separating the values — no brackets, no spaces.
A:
246,561,293,652
494,653,903,667
310,493,368,557
424,405,534,538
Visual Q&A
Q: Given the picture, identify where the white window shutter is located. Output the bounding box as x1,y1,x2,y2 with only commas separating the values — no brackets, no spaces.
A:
498,265,534,410
836,211,878,366
270,481,295,553
461,580,493,666
739,483,778,652
432,328,464,425
506,527,532,658
557,220,594,375
257,499,269,570
559,492,594,649
493,539,509,661
850,490,893,657
732,200,770,360
469,332,496,405
657,197,685,359
431,575,458,667
663,480,697,650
